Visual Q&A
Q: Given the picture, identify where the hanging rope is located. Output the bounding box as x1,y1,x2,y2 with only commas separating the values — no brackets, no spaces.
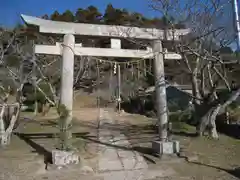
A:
109,62,114,101
117,64,121,113
96,60,101,129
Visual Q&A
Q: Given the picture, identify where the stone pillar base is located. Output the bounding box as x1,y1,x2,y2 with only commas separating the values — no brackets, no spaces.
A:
52,150,79,166
152,140,180,155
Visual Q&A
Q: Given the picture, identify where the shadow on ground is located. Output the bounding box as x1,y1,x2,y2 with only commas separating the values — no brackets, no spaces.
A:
14,130,157,164
191,162,240,179
14,132,92,165
216,121,240,139
15,132,53,165
171,131,198,137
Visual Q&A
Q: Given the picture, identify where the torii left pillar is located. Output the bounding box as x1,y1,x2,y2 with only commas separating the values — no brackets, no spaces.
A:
60,34,74,124
52,34,79,166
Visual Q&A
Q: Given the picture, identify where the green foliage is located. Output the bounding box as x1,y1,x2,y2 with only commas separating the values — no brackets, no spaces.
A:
75,6,102,23
23,82,54,105
228,101,239,110
45,4,185,28
50,11,61,21
169,109,193,123
57,104,69,119
104,4,129,25
5,54,21,67
169,110,194,132
61,10,75,22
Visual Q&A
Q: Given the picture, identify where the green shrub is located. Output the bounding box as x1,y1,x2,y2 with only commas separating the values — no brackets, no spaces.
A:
23,82,54,105
169,109,194,131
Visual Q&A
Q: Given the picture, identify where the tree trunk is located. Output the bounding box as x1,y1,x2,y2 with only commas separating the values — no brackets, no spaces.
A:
191,73,201,106
41,102,50,116
191,73,202,125
0,104,20,145
34,101,38,116
0,105,6,144
198,87,240,138
207,64,218,100
197,104,221,139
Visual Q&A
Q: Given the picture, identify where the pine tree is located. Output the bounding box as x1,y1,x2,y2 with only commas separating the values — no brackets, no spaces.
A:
61,10,75,22
50,11,61,21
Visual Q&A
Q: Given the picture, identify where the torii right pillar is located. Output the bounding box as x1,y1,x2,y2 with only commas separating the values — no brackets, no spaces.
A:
152,40,180,156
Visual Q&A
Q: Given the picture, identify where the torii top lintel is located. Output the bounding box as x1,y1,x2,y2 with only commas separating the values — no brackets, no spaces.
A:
21,14,190,40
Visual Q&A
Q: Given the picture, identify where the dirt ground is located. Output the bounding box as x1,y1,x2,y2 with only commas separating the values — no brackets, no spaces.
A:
0,95,240,180
111,110,240,180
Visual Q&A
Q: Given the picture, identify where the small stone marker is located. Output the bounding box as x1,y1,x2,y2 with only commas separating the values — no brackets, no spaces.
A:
52,150,79,166
152,140,180,155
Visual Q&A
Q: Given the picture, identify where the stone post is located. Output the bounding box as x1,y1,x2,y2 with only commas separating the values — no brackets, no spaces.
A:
60,34,75,124
153,40,168,141
52,34,78,166
152,40,180,156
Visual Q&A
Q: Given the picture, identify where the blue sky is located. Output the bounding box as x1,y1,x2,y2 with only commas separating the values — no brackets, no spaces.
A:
0,0,158,27
0,0,238,50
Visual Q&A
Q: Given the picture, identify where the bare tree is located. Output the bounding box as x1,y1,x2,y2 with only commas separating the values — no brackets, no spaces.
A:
0,27,61,145
0,28,27,145
149,0,239,138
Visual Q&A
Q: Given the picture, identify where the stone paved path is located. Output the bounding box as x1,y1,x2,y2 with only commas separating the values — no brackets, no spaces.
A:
96,109,148,180
96,109,176,180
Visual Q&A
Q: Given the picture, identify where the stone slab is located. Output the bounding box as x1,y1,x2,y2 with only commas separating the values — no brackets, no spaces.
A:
152,141,180,155
117,150,136,158
121,157,148,170
98,159,123,172
99,169,146,180
52,150,79,166
100,148,119,159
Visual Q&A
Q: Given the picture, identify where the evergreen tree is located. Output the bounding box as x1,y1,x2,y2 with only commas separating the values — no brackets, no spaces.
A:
50,11,61,21
61,10,75,22
103,4,130,25
103,4,115,25
41,14,49,20
75,6,102,23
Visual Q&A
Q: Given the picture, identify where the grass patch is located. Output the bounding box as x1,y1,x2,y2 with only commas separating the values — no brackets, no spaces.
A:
169,110,195,132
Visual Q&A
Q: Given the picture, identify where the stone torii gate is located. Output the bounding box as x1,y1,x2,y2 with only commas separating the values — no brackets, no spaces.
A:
21,14,190,157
